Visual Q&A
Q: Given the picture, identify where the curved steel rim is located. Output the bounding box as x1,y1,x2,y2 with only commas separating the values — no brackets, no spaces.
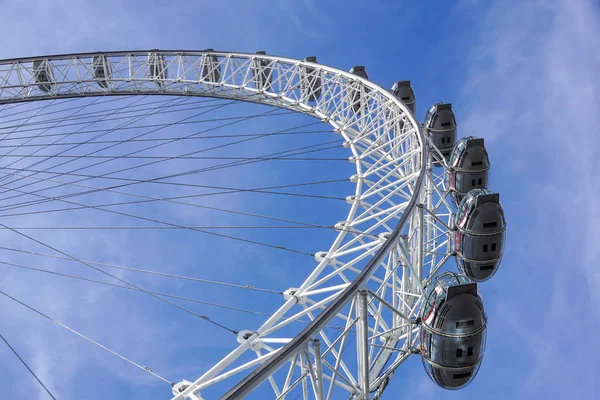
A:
0,50,426,399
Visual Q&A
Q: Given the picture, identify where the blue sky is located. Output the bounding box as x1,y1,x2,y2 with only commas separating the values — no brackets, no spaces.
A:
0,0,599,399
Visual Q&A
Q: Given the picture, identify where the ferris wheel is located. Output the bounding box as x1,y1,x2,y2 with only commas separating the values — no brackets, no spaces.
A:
0,50,506,399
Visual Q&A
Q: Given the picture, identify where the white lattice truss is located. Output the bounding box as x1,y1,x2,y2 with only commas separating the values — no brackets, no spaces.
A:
0,51,459,400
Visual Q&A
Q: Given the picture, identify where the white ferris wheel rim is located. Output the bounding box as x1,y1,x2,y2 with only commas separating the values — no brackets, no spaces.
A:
0,50,427,399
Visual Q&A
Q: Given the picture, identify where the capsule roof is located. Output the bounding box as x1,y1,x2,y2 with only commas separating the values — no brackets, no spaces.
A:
350,65,369,79
391,81,416,113
450,136,490,171
424,103,456,131
456,189,505,234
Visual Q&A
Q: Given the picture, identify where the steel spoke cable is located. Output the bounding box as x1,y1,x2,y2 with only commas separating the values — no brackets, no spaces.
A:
0,185,316,257
0,245,282,294
0,258,345,331
0,95,185,193
0,95,152,189
0,165,345,195
0,115,331,211
0,225,334,230
0,96,105,171
0,98,70,123
0,99,59,157
0,332,57,400
0,142,348,223
0,129,332,147
0,289,175,386
0,85,296,135
0,107,294,140
0,87,281,191
0,259,272,316
0,83,303,186
0,177,376,241
0,153,348,161
0,144,367,240
0,95,230,130
0,221,240,335
0,92,291,203
0,170,348,211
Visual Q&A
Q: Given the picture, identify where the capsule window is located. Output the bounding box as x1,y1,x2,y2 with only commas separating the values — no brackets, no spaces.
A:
491,243,497,251
483,244,488,253
453,371,472,379
441,122,451,127
478,178,483,185
456,348,463,357
480,264,495,270
471,161,483,166
401,96,410,101
483,222,497,228
456,320,474,328
471,179,476,186
467,347,474,357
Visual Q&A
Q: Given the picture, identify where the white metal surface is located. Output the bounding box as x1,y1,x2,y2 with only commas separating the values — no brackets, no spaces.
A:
0,51,462,399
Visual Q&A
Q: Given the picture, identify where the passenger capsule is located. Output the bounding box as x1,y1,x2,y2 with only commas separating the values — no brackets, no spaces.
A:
92,55,111,89
200,49,221,83
420,272,487,390
454,189,506,281
32,60,54,92
449,137,490,207
349,66,369,114
390,81,416,114
424,103,457,160
301,56,322,102
252,51,272,91
148,51,167,86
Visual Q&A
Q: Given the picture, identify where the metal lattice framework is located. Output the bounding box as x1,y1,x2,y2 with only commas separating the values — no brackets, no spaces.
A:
0,51,463,400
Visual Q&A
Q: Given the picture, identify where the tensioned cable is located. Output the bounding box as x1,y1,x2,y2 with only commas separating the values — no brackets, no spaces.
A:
0,94,184,190
0,84,304,189
0,289,175,385
0,91,294,203
0,140,346,215
0,225,332,230
0,95,234,129
0,107,294,139
0,129,332,147
0,125,341,214
0,184,316,257
0,87,272,190
0,245,282,294
0,258,345,331
0,259,272,316
0,143,355,238
0,154,347,161
0,221,240,334
0,167,346,200
0,96,105,169
0,332,57,400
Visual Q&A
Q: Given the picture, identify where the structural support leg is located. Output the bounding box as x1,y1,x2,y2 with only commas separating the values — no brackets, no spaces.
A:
359,290,370,399
313,339,324,400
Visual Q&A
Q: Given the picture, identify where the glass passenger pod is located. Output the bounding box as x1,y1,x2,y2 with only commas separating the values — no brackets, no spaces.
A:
32,60,54,93
200,49,221,84
349,66,369,114
147,51,167,87
424,103,457,159
390,80,416,114
449,136,490,207
301,56,322,102
454,189,506,282
252,51,272,91
92,55,111,89
419,272,487,390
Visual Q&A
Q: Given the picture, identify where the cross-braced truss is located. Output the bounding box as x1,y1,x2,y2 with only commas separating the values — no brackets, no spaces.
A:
0,51,461,399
